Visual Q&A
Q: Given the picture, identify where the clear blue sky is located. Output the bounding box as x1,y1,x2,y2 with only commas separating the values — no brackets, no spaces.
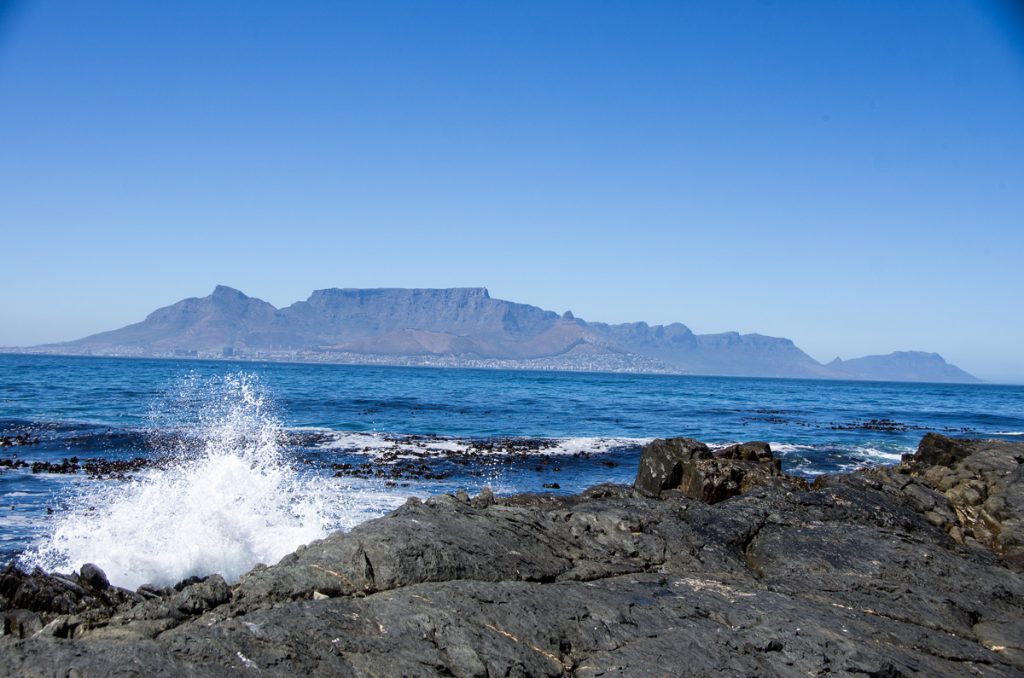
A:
1,1,1022,382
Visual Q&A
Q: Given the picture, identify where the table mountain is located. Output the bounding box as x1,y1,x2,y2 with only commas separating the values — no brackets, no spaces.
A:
33,286,979,382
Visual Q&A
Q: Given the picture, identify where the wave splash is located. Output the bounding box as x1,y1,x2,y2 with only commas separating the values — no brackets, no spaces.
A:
22,374,349,590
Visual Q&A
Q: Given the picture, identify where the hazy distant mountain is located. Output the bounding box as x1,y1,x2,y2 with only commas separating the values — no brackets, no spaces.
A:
63,286,296,353
828,351,981,383
34,286,979,383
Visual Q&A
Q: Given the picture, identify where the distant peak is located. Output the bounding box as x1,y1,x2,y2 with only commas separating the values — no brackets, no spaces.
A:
212,285,247,299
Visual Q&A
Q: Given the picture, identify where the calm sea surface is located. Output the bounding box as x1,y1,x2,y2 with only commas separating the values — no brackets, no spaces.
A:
1,353,1022,587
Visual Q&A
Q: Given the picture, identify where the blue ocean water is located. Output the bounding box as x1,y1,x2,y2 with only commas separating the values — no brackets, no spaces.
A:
1,353,1022,587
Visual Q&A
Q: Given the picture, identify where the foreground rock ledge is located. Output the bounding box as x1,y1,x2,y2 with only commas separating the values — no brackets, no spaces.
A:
3,434,1024,677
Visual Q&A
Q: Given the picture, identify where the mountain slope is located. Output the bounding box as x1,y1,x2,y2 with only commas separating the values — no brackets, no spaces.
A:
41,286,979,382
61,286,290,352
828,351,981,383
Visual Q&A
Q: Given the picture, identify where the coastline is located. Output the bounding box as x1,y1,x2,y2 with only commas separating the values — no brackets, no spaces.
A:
3,433,1024,675
2,350,1002,385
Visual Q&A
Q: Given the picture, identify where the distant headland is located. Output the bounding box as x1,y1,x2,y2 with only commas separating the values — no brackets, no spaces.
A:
7,286,979,383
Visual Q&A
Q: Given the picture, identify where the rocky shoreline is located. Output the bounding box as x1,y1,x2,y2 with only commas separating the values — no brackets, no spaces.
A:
2,433,1024,676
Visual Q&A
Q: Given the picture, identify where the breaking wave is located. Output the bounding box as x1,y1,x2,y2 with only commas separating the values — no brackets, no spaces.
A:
21,374,399,590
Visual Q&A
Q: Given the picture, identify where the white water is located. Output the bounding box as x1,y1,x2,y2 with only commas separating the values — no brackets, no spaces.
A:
764,440,912,476
313,429,651,457
22,374,402,590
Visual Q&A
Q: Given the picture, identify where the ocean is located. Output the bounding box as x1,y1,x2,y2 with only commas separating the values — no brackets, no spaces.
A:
1,353,1021,589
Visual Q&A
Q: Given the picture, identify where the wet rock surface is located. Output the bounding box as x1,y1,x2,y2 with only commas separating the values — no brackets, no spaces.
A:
2,455,161,480
0,434,41,448
2,434,1024,676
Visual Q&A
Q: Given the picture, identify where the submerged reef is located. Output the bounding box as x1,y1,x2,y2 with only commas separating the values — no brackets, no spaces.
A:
3,433,1024,676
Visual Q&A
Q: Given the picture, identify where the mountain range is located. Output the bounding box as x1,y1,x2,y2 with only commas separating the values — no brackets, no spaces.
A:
25,286,979,383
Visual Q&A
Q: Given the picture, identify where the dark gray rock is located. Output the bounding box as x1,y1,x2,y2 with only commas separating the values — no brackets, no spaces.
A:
79,564,109,591
904,431,975,469
900,434,1024,569
174,575,230,615
2,435,1023,676
633,437,711,495
635,438,798,503
0,564,140,622
683,442,802,504
715,440,775,462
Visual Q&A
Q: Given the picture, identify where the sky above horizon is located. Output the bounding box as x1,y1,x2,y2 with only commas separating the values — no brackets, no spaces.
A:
1,1,1022,382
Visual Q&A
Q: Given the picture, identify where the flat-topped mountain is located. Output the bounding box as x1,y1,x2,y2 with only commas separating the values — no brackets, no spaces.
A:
828,351,979,383
32,286,979,382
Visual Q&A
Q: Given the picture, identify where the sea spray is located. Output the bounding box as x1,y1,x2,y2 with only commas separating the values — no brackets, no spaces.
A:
21,373,393,590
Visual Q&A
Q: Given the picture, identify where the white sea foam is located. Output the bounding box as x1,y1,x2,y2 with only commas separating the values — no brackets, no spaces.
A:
765,441,908,461
761,440,911,476
314,431,473,456
854,447,905,462
313,430,648,457
762,442,815,454
22,374,403,590
710,441,819,456
992,431,1024,436
546,437,652,455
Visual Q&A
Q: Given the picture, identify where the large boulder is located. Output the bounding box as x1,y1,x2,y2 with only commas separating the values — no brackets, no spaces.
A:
683,446,789,504
902,434,1024,569
79,564,109,591
633,437,711,495
635,438,792,503
903,432,974,469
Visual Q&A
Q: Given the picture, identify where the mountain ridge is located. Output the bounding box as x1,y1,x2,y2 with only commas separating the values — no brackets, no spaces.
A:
26,286,980,383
